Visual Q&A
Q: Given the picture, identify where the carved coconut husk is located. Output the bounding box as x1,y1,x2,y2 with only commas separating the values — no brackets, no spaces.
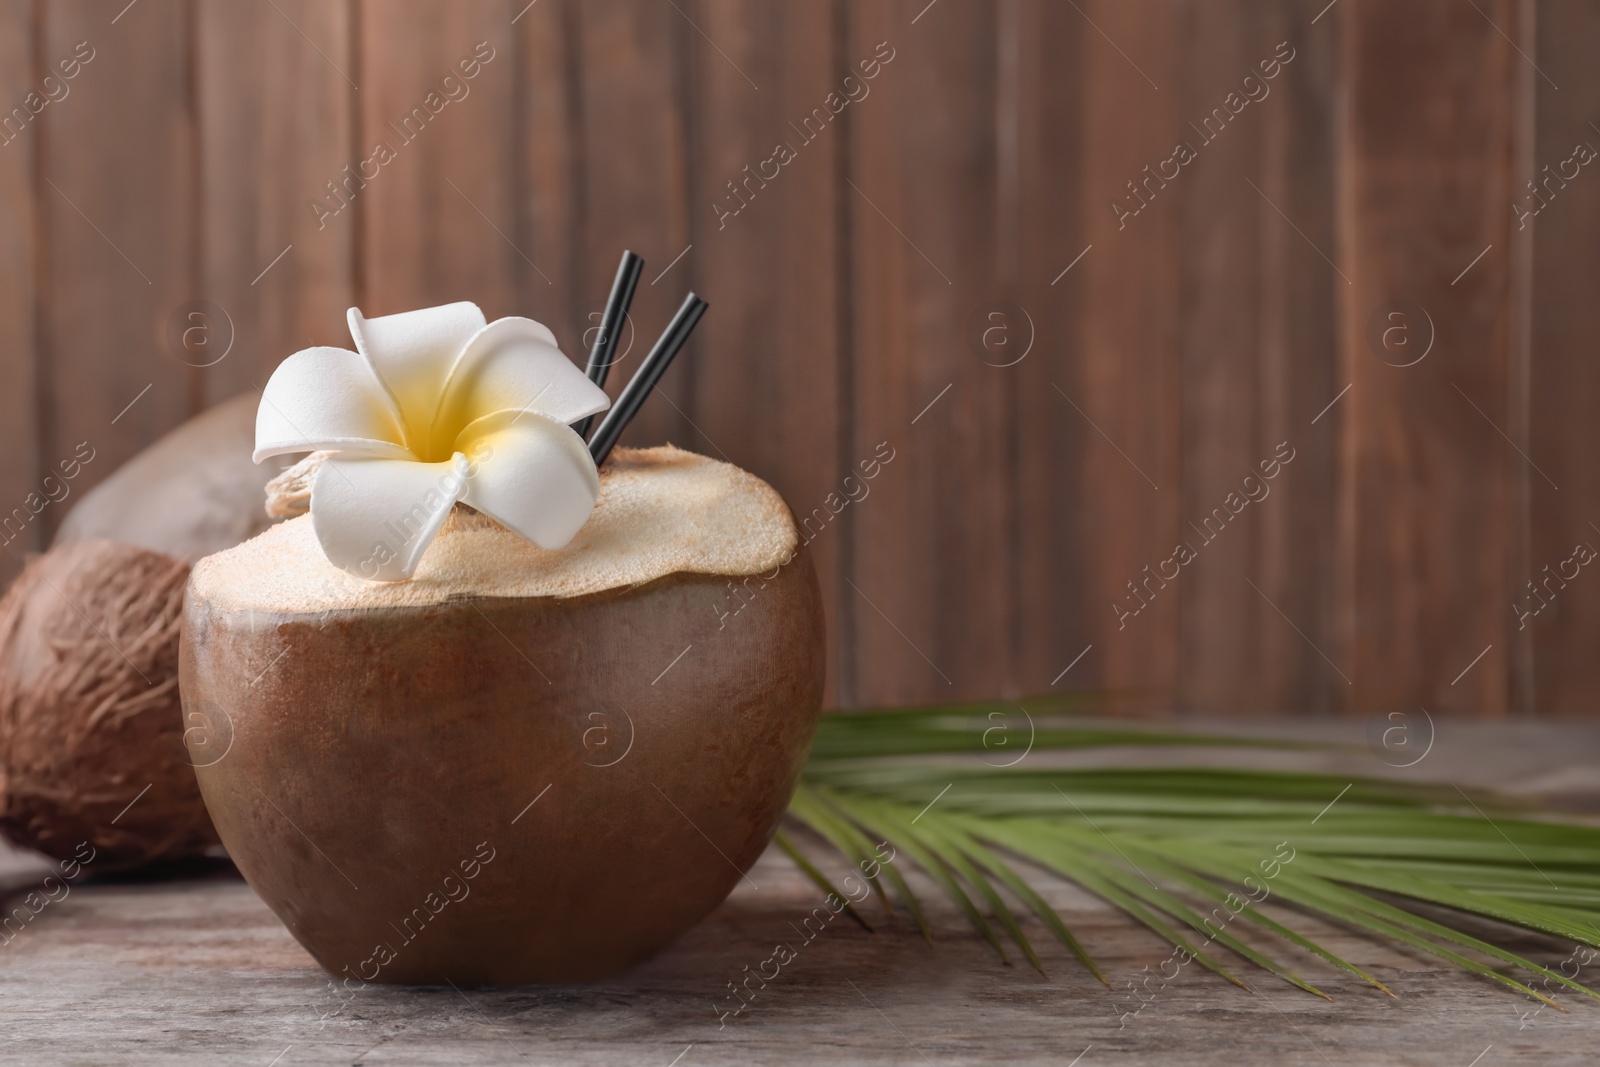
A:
0,539,219,867
181,447,826,984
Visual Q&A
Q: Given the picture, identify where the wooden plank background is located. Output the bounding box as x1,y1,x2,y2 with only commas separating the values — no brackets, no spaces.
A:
0,0,1589,716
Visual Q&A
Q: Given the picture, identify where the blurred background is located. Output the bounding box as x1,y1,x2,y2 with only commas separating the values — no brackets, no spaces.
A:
0,0,1592,716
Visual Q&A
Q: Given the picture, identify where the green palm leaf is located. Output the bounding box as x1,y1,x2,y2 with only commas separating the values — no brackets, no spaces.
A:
782,698,1600,1003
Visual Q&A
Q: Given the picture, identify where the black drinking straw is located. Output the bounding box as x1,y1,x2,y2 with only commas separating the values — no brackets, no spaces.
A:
575,250,644,439
587,291,709,468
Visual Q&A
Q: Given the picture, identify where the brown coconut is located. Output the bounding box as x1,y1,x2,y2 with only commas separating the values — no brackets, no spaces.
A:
0,393,281,867
0,540,218,866
181,446,825,984
53,392,280,560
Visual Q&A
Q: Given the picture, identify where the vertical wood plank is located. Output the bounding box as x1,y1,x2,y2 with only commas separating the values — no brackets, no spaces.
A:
1060,0,1180,712
358,0,525,322
1529,0,1600,714
196,0,355,402
1338,0,1525,715
1255,1,1341,714
1174,1,1339,714
846,0,1009,705
3,0,1585,716
1012,0,1090,698
0,0,39,583
1173,0,1271,713
511,0,582,360
687,0,843,704
39,0,195,539
569,0,692,450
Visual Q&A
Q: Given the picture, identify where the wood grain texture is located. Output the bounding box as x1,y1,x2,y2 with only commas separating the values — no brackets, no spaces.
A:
1529,0,1600,715
1068,0,1180,711
1,720,1596,1064
686,0,844,705
1337,0,1527,715
38,0,196,539
846,0,1010,705
1254,1,1340,714
1011,0,1090,698
195,0,355,403
511,0,582,357
1174,0,1274,713
358,0,524,321
569,0,692,451
1,1,1597,715
1175,2,1340,714
0,0,40,584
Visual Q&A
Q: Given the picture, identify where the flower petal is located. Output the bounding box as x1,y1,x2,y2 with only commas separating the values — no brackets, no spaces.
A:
347,302,487,454
310,453,468,581
254,347,411,463
429,317,610,458
458,412,599,551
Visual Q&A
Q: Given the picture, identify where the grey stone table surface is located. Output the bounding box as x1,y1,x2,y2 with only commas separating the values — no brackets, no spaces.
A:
2,718,1599,1067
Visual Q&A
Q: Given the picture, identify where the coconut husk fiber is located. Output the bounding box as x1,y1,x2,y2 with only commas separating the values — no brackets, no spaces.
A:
0,393,276,868
0,539,217,867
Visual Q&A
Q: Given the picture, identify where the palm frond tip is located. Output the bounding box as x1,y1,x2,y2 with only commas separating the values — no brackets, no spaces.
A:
783,698,1600,1003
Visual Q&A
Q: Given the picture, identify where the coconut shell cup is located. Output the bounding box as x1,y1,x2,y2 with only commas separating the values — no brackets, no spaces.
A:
180,447,825,985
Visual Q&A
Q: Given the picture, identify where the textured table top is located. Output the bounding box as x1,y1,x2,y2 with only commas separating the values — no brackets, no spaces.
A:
2,718,1598,1067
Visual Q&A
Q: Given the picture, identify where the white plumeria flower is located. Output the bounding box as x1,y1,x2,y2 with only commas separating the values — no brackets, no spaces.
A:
254,302,610,582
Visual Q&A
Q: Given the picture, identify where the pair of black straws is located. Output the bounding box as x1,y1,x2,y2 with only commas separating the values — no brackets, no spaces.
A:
577,251,707,467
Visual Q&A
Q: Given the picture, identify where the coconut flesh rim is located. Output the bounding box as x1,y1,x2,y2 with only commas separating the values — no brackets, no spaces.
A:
189,446,799,612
